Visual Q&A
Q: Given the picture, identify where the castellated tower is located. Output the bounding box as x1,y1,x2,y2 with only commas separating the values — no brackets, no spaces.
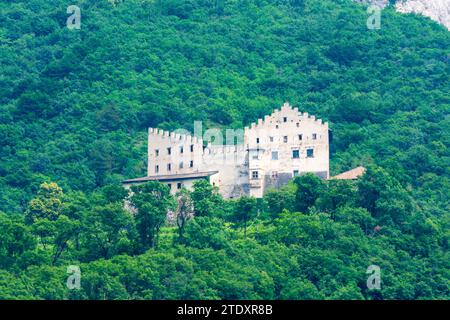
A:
244,102,329,197
122,102,330,199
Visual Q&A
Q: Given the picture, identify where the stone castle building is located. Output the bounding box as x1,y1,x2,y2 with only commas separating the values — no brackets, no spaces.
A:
123,102,330,198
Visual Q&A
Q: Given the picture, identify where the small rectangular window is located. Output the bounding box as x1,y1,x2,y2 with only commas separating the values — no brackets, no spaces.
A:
167,163,171,171
296,123,299,127
283,117,287,123
179,162,183,169
190,144,194,152
307,148,314,158
293,170,299,177
155,149,159,156
177,182,182,189
180,146,184,154
256,138,260,144
252,171,259,179
271,151,278,160
167,183,172,190
292,150,300,159
167,147,171,155
283,136,288,143
298,134,303,141
189,160,194,168
312,133,317,140
269,136,274,142
155,165,159,173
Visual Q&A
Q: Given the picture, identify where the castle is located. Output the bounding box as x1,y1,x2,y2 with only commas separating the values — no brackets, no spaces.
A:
122,102,330,198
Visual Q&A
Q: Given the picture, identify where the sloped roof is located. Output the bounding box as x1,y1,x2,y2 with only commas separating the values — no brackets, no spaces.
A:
331,166,366,180
122,171,219,184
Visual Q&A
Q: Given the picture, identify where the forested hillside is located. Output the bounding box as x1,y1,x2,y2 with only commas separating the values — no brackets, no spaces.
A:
0,0,449,299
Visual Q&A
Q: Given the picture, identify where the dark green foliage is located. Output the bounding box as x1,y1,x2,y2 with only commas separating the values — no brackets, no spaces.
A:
357,165,414,226
175,188,194,240
293,173,326,213
130,182,176,250
334,206,376,235
99,184,129,204
0,213,36,270
182,216,230,250
82,203,137,260
316,179,358,213
264,187,295,220
190,180,223,217
0,175,448,299
0,0,447,215
233,196,258,237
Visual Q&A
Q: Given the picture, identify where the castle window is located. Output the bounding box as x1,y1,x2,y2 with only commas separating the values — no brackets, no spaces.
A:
312,133,317,140
283,136,288,143
271,171,278,178
276,125,279,129
293,170,299,177
177,182,182,189
283,117,287,123
179,162,183,169
307,148,314,158
256,138,260,144
190,144,194,152
251,171,259,179
269,136,274,142
298,134,303,141
292,150,300,159
155,149,159,156
296,123,299,127
167,163,171,171
155,165,159,173
180,146,184,154
271,151,278,160
189,160,194,168
167,147,171,155
167,183,172,190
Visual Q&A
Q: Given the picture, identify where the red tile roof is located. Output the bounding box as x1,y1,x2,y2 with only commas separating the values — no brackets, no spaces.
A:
331,166,366,180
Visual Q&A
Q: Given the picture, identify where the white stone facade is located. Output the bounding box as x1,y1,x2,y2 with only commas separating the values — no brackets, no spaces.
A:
123,103,329,198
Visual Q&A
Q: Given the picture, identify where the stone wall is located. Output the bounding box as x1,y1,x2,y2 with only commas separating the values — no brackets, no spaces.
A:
146,103,329,198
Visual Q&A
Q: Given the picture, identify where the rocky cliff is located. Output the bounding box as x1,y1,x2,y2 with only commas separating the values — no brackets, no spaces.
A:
396,0,450,30
354,0,450,30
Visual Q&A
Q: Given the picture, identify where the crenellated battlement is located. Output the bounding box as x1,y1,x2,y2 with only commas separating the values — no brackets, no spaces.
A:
148,103,328,152
148,127,203,145
244,102,327,131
